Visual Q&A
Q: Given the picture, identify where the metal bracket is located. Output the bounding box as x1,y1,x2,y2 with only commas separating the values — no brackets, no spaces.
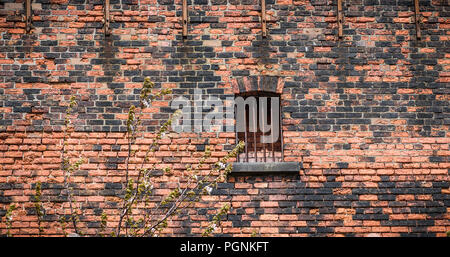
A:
104,0,111,36
182,0,188,37
25,0,32,34
261,0,267,38
414,0,421,40
337,0,343,39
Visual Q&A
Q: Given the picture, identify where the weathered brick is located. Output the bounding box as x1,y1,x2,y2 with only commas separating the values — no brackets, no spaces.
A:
0,0,448,238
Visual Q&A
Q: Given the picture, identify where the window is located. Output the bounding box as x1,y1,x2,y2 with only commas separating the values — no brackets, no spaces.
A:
230,77,301,174
234,92,283,163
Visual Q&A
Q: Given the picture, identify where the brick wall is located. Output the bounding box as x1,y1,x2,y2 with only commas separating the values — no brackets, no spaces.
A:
0,0,449,236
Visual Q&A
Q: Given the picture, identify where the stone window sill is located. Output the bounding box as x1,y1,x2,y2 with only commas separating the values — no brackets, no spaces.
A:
231,162,302,175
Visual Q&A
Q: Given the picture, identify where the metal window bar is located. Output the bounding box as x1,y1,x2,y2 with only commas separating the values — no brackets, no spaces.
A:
253,107,257,162
244,107,249,162
271,116,275,162
279,100,284,161
235,105,240,163
263,126,267,162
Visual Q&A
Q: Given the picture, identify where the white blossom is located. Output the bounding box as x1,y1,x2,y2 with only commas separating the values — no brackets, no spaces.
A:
205,186,213,195
144,181,153,190
218,162,226,169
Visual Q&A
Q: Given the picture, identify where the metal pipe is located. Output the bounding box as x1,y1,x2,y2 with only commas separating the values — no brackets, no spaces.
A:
182,0,188,37
261,0,267,38
414,0,421,40
25,0,32,33
104,0,110,36
337,0,343,38
253,104,257,162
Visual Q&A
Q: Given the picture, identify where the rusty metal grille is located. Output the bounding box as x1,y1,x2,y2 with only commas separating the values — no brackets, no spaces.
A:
235,93,283,163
